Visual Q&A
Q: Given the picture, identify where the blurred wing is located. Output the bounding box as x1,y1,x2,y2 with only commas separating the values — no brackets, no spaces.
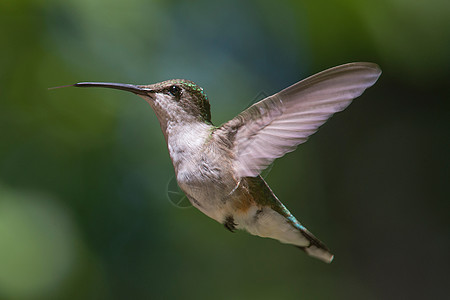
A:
217,62,382,178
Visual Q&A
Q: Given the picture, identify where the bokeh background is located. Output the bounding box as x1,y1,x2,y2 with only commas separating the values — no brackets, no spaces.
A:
1,0,449,299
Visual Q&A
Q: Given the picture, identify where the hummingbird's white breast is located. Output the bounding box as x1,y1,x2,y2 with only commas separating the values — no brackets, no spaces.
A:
166,122,237,222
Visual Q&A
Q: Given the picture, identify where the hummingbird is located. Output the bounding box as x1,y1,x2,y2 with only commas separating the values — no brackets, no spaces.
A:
52,62,381,263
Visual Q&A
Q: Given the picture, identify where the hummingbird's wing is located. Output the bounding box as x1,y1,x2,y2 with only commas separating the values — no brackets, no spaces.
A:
217,62,381,178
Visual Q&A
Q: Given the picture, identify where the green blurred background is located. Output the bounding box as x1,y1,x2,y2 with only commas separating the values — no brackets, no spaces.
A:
1,0,449,299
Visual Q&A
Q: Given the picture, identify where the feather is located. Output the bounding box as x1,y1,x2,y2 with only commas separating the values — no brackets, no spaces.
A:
217,62,382,177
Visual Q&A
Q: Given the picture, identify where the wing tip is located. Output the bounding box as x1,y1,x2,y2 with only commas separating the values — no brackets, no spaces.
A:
348,62,382,77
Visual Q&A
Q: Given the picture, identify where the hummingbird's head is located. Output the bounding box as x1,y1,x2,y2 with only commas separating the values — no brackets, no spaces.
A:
69,79,212,127
144,79,211,125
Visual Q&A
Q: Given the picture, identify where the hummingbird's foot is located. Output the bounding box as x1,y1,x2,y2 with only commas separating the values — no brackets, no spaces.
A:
224,215,237,232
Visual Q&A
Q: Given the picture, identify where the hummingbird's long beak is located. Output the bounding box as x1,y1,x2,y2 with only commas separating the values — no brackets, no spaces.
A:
49,82,152,96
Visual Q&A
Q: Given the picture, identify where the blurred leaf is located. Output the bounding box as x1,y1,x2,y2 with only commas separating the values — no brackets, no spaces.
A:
0,187,77,299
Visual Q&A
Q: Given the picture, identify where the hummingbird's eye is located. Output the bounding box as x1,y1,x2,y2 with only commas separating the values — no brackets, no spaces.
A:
169,85,181,98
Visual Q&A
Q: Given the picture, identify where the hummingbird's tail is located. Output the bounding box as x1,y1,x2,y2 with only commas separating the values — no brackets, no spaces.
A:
242,176,334,263
295,227,334,263
240,205,334,263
